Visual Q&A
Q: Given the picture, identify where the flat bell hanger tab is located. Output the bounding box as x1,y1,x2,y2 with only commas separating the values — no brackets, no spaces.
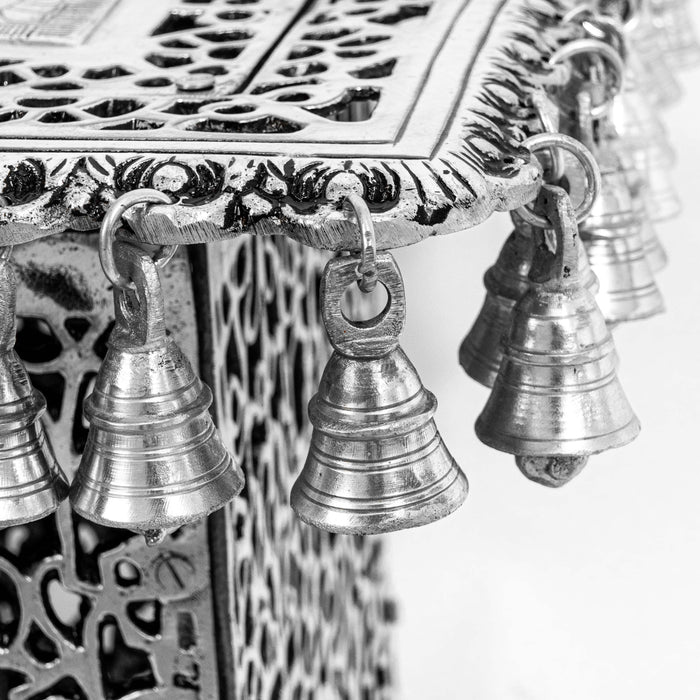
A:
476,185,640,488
70,190,244,545
343,192,378,294
291,197,467,535
0,246,69,526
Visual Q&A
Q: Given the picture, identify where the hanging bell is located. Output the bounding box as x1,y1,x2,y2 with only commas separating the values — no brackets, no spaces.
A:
639,213,668,274
609,52,680,222
459,216,532,389
70,241,243,543
612,135,669,275
626,170,668,274
0,249,69,526
476,186,640,487
459,212,598,389
291,252,468,535
580,154,665,324
609,0,684,109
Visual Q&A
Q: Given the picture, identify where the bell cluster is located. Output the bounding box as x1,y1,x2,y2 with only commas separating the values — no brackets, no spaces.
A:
0,0,695,544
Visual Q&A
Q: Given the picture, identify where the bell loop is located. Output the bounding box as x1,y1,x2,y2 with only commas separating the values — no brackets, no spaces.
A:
549,38,626,118
100,188,177,291
343,193,378,294
528,185,584,290
321,252,405,359
111,244,169,350
293,249,467,534
517,133,601,228
531,89,566,181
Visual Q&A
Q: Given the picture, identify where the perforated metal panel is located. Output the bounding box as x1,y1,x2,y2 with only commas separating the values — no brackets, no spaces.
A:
0,233,394,699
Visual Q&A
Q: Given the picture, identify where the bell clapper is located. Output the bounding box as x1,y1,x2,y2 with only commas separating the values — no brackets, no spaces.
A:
70,190,244,542
515,455,590,489
143,529,168,547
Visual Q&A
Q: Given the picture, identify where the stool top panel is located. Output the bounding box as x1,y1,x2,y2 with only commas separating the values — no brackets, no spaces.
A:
0,0,568,249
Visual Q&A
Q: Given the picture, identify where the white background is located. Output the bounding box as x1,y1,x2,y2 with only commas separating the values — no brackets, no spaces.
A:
388,13,700,699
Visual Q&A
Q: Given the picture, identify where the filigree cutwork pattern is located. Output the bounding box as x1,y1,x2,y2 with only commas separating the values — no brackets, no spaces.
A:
0,233,395,699
0,0,574,249
204,236,395,700
0,234,219,700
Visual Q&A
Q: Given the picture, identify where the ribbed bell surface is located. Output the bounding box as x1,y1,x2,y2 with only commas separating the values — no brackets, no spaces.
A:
476,186,640,485
70,244,243,541
580,155,665,325
460,214,598,389
0,254,68,526
292,253,467,535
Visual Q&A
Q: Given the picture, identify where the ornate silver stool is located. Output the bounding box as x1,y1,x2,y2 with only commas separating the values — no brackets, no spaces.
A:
0,1,586,697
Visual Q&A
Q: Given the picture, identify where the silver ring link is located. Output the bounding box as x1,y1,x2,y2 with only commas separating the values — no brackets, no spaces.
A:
100,189,176,289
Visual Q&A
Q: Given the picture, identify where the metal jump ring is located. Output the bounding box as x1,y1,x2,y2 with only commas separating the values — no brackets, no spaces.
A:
562,3,596,25
0,197,11,264
100,189,176,289
516,133,601,228
343,193,378,294
531,90,566,181
549,38,625,118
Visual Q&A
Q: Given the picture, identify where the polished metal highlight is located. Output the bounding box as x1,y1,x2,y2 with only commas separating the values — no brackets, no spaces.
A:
460,215,533,389
0,247,68,525
460,212,599,389
1,231,395,700
0,0,569,248
476,186,640,486
292,252,468,535
70,242,243,541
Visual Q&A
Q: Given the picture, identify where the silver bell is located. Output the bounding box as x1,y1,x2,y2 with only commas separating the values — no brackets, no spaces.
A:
476,186,640,487
460,213,598,389
292,252,468,534
0,249,68,526
70,242,244,543
580,151,665,325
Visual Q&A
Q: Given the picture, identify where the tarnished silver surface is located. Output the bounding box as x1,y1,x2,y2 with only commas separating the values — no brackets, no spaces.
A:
0,233,394,698
0,250,68,527
291,252,468,535
70,243,243,540
459,210,598,389
0,0,577,248
476,186,640,481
